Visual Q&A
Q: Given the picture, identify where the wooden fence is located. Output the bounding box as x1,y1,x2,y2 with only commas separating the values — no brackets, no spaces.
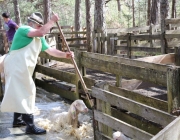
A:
104,18,180,58
49,26,87,51
105,33,178,58
32,46,180,139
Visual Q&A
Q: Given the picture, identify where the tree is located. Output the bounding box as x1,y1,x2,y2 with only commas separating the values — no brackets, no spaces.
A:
85,0,92,52
117,0,121,12
94,0,106,53
171,0,176,18
160,0,169,54
43,0,51,24
74,0,81,32
150,0,159,25
147,0,151,25
13,0,21,25
74,0,81,45
132,0,135,27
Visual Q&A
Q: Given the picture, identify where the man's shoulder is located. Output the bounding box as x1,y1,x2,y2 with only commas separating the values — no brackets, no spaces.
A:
18,25,32,31
8,19,17,25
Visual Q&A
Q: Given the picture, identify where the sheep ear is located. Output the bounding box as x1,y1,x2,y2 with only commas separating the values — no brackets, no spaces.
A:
70,105,76,119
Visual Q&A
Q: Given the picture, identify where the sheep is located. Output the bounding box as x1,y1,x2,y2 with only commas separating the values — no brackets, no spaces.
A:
52,99,88,131
113,131,131,140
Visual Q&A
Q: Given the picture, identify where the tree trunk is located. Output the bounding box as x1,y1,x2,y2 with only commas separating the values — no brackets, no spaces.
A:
94,0,106,53
13,0,21,25
43,0,51,24
147,0,151,25
117,0,121,12
0,18,2,29
75,0,81,44
150,0,159,25
160,0,169,54
132,0,135,27
171,0,176,18
85,0,92,52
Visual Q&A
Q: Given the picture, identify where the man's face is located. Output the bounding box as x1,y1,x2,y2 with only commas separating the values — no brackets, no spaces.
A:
2,17,8,22
29,22,42,29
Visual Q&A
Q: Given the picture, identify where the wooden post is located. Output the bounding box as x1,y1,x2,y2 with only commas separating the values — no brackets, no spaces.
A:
175,46,180,66
160,32,167,54
107,33,114,55
74,49,83,99
116,74,122,87
167,66,180,113
127,33,132,58
149,24,153,48
114,34,117,55
92,31,97,53
95,83,112,138
110,36,115,55
97,33,101,53
101,32,106,54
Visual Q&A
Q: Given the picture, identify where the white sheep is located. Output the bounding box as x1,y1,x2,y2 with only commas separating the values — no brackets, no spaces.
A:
52,99,88,131
113,131,131,140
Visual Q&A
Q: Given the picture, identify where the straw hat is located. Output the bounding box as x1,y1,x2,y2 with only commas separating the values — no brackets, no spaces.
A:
28,12,44,25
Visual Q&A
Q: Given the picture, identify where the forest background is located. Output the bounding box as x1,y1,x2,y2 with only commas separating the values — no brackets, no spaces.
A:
0,0,180,30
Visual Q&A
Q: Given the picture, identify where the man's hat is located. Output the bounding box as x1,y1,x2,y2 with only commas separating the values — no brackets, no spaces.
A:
28,12,44,25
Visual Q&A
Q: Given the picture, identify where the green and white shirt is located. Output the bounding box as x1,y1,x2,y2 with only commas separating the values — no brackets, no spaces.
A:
10,25,49,52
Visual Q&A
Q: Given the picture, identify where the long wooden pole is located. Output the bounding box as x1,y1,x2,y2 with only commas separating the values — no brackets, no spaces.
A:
52,12,93,107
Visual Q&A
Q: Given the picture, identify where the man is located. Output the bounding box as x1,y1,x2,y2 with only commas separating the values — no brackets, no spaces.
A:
0,12,74,135
2,12,19,52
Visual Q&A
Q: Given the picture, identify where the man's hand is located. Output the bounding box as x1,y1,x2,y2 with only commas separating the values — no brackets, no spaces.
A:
65,51,74,59
51,13,59,23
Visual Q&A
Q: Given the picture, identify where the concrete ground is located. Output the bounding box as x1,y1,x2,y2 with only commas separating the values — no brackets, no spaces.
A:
0,87,59,140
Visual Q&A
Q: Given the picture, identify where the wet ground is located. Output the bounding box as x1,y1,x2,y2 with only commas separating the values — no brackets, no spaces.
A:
0,87,93,140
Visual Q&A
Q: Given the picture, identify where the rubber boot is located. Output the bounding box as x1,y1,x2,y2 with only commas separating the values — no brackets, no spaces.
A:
22,114,46,135
13,113,26,127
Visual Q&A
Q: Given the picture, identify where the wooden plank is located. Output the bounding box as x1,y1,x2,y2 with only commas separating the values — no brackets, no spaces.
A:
81,57,167,86
0,29,5,33
111,108,162,135
35,78,78,101
151,116,180,140
94,110,153,140
92,87,176,127
63,31,86,34
66,37,86,41
115,46,161,53
35,65,76,84
69,44,87,47
165,34,180,39
39,52,72,64
130,34,161,40
109,85,168,112
165,18,180,24
81,52,168,72
95,131,112,140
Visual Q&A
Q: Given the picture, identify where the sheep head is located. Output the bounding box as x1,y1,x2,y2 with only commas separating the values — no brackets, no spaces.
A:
69,99,88,120
113,131,129,140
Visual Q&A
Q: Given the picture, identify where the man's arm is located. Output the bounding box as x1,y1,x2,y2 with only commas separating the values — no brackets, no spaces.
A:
27,14,59,37
15,25,19,30
45,47,74,59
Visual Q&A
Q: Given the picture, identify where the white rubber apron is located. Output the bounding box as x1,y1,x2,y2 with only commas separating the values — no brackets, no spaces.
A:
1,37,41,114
